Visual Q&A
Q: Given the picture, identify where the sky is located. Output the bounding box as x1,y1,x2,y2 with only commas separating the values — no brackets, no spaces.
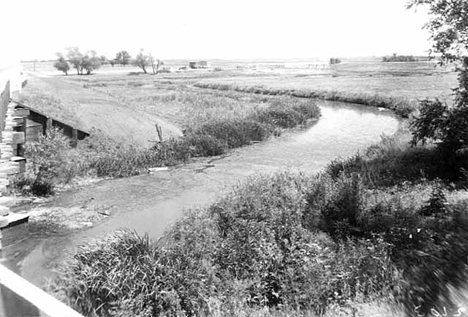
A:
1,0,431,62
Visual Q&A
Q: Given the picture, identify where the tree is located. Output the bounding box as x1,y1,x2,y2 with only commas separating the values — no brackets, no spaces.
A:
66,47,84,75
53,53,70,75
99,55,108,65
149,53,162,74
116,50,131,66
81,50,102,75
408,0,468,64
408,0,468,171
64,47,101,75
109,59,117,67
133,49,150,73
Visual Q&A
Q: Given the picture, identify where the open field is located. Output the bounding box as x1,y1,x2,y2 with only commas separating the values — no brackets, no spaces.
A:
22,60,458,118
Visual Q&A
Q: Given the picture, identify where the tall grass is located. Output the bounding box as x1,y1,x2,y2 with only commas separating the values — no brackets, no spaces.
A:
52,133,468,317
194,82,417,118
53,173,401,316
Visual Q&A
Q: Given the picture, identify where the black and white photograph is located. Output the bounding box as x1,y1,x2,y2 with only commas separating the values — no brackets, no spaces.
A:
0,0,467,316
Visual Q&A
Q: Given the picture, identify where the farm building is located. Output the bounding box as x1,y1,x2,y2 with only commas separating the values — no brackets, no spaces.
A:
189,61,210,69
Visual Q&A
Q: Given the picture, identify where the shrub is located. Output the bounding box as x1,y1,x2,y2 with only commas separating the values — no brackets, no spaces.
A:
185,134,227,157
193,119,270,149
410,99,468,180
13,127,81,195
11,175,54,197
326,135,444,187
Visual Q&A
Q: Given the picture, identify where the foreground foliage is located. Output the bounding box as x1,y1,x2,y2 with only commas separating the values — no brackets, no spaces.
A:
52,137,468,316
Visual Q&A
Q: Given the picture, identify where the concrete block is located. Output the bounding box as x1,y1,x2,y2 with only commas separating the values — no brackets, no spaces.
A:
13,109,30,117
0,213,29,247
0,196,18,207
11,156,25,173
0,205,9,216
12,132,25,144
0,217,8,228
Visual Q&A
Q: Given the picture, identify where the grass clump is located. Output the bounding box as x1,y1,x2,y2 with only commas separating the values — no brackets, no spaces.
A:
326,135,445,188
185,98,320,155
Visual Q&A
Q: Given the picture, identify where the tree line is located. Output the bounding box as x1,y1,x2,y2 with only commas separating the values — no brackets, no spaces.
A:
53,48,163,75
382,53,417,62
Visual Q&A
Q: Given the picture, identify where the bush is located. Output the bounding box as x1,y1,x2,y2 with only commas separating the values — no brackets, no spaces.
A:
13,127,80,195
193,119,270,149
185,134,227,157
11,176,54,197
326,135,444,187
410,99,468,181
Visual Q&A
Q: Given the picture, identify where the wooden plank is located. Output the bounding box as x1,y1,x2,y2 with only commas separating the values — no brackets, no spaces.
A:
13,109,29,117
22,117,27,145
46,117,52,132
0,264,84,317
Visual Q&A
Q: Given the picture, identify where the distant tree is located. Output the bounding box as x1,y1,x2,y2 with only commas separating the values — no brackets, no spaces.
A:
66,47,84,75
329,58,341,65
133,49,150,73
109,59,117,67
382,54,417,62
116,50,131,66
82,50,102,75
53,53,70,75
99,55,108,65
149,53,162,74
64,47,101,75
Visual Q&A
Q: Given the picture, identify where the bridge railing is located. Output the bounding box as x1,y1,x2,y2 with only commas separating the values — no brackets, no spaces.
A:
0,264,84,317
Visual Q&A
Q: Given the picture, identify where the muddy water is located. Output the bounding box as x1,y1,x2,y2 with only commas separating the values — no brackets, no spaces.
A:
18,100,400,292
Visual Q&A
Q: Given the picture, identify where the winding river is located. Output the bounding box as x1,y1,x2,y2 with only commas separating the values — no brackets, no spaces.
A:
5,99,401,316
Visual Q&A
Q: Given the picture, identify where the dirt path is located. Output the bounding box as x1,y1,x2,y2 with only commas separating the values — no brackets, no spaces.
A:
22,73,182,147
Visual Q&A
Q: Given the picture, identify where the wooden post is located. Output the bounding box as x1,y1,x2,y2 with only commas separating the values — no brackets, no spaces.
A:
72,129,78,147
45,118,52,134
22,117,27,148
155,124,163,142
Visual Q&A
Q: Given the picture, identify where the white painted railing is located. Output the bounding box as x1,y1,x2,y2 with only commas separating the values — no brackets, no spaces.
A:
0,264,84,317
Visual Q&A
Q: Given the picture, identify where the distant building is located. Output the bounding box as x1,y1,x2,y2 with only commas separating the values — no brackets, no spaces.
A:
189,61,210,69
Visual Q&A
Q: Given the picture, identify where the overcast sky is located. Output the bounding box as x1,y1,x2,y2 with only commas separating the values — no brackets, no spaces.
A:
1,0,431,62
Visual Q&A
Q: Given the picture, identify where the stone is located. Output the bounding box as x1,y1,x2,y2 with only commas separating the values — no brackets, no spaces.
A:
12,132,25,144
0,206,9,216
